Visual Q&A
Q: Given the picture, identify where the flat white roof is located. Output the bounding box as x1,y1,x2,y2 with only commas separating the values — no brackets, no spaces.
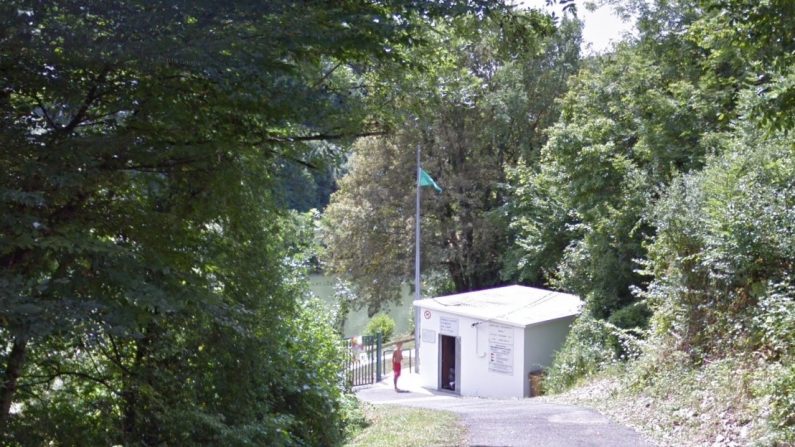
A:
414,285,583,328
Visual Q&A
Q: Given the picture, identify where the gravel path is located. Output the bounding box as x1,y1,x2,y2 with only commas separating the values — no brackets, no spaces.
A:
355,372,652,447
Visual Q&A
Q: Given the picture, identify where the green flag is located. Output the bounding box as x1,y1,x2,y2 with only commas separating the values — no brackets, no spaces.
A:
419,169,442,193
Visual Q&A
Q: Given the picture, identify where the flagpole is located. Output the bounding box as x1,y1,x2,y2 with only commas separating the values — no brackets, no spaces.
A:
414,142,421,373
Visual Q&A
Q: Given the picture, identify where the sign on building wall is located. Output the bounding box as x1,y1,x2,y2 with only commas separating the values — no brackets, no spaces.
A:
439,317,459,336
422,328,436,344
488,323,514,375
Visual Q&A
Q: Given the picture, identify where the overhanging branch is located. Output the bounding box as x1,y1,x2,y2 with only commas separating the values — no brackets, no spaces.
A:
265,130,387,144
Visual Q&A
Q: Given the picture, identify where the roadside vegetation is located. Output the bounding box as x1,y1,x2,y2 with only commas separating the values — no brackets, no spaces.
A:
345,404,465,447
323,0,795,444
549,352,787,446
538,2,795,442
365,314,397,343
0,1,536,445
3,0,794,445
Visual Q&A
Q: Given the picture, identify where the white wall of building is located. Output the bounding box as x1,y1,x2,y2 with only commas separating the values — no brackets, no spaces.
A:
417,307,531,399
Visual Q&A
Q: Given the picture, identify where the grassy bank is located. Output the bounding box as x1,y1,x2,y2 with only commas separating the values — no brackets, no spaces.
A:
344,403,466,447
545,351,791,446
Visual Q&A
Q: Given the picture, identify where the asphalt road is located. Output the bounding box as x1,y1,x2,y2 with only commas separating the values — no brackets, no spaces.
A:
355,372,652,447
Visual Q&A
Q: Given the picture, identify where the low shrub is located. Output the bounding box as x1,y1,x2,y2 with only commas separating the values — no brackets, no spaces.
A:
755,360,795,445
340,394,369,441
364,313,395,343
545,315,643,393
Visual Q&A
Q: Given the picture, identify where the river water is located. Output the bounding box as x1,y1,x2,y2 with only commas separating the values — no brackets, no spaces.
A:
308,274,414,338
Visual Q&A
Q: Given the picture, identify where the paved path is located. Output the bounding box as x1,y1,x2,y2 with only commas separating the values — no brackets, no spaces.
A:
356,372,651,447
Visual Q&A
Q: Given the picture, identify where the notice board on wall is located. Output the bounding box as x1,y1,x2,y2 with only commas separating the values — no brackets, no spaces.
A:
439,316,459,336
422,328,436,344
488,323,514,375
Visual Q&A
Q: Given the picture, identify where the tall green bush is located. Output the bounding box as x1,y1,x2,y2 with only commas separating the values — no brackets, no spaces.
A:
761,362,795,444
644,125,795,358
364,313,396,343
545,315,644,393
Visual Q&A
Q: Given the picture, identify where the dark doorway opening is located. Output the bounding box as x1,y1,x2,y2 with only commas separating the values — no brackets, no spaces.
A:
440,335,457,391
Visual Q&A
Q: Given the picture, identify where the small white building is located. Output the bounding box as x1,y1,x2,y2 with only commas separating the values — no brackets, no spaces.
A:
414,285,582,399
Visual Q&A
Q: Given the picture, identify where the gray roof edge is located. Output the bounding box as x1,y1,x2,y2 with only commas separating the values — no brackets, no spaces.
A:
523,313,580,329
413,300,582,328
413,285,579,303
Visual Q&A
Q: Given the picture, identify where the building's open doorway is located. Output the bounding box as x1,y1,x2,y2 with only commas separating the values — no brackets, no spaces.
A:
439,335,459,393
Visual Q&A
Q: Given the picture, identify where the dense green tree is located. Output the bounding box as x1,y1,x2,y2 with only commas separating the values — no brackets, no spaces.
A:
645,120,795,356
0,1,513,444
322,13,581,313
635,11,795,431
508,1,730,327
630,0,795,356
321,136,416,314
640,107,795,442
274,154,339,212
690,0,795,131
534,7,795,435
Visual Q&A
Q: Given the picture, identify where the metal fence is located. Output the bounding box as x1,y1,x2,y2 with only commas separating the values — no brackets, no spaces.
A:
381,339,413,375
342,335,415,387
343,334,381,387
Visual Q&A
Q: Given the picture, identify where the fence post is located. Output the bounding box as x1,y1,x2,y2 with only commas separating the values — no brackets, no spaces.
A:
376,333,382,382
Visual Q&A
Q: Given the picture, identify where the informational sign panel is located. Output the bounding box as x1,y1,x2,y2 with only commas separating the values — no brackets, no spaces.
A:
488,323,514,375
422,328,437,344
439,317,459,336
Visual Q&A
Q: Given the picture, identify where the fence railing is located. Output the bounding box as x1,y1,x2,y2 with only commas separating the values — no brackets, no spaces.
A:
343,335,415,387
343,334,381,387
381,337,414,376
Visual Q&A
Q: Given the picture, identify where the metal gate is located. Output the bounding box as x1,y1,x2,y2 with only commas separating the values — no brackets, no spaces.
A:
343,334,382,387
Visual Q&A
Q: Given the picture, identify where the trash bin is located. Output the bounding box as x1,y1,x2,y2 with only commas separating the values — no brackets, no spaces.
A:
529,370,544,397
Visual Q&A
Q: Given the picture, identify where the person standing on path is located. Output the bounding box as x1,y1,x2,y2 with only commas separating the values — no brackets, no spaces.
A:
392,342,403,392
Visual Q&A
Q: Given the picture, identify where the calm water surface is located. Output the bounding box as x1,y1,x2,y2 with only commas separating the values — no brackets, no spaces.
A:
308,274,414,338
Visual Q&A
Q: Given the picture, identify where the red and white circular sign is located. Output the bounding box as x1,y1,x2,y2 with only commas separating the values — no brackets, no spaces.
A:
423,310,432,320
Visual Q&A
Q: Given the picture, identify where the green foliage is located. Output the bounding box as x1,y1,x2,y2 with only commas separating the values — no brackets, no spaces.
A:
517,1,795,442
757,361,795,444
5,365,117,446
365,313,396,343
321,137,416,315
752,277,795,358
644,125,795,358
345,404,465,447
510,22,723,319
331,278,359,334
503,161,573,286
283,297,350,446
1,0,525,444
406,305,417,336
545,316,643,393
516,0,784,392
607,302,652,331
322,15,581,312
339,394,369,441
691,0,795,131
275,162,332,213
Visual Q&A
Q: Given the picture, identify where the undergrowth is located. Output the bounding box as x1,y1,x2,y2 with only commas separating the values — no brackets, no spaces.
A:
344,403,465,447
546,343,795,446
544,315,644,394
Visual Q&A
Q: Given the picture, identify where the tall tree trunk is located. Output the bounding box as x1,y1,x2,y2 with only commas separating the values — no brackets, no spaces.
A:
122,335,146,442
122,326,160,446
0,335,28,429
